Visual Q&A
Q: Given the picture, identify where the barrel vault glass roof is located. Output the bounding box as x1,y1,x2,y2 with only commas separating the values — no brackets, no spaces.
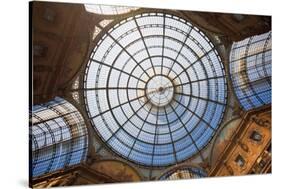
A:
83,12,227,167
84,4,138,15
31,97,88,177
229,31,272,110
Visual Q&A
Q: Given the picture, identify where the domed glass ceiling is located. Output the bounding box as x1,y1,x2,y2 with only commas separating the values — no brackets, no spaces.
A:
84,12,227,166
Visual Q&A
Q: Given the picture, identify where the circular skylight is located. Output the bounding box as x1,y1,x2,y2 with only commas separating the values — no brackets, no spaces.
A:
84,12,227,166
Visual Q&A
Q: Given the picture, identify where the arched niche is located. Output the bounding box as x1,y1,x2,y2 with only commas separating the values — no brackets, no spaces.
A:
90,159,143,182
209,118,242,167
157,164,207,180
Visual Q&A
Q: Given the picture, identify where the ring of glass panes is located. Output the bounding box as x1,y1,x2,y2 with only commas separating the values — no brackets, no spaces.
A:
145,75,175,107
84,12,227,166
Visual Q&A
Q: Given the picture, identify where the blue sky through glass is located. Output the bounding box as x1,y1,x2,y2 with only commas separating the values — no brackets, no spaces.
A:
31,97,88,177
84,12,227,166
230,31,271,110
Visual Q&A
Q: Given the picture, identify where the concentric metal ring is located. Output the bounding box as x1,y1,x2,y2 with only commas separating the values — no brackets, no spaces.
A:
145,75,175,108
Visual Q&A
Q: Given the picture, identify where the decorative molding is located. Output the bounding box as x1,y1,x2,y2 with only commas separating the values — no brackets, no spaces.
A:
92,26,101,41
99,19,113,28
252,116,271,128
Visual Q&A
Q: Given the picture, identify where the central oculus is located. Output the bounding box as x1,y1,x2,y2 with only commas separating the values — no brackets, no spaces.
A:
145,75,174,107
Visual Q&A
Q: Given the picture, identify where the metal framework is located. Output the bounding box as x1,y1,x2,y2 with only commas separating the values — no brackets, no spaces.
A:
84,4,138,15
30,97,88,178
229,31,272,110
83,12,227,167
159,166,207,180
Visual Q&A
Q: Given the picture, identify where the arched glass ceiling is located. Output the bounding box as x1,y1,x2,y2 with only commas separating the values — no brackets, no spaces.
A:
229,31,271,110
84,4,137,15
31,97,88,177
84,12,227,166
159,166,207,180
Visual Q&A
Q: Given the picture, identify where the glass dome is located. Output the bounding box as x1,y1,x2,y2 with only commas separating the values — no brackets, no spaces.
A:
84,12,227,166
